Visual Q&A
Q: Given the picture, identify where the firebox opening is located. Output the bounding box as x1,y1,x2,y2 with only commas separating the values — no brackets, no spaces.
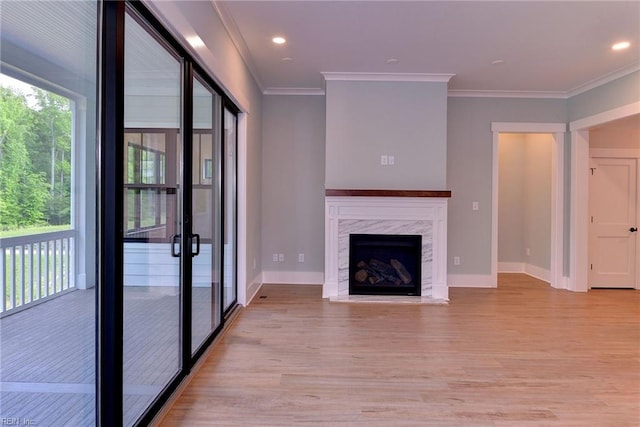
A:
349,234,422,296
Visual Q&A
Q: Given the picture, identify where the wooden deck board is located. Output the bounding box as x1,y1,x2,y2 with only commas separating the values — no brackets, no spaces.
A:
0,286,215,426
159,274,640,426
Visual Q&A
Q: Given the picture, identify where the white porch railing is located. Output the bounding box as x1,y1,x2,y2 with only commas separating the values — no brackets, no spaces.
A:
1,229,76,317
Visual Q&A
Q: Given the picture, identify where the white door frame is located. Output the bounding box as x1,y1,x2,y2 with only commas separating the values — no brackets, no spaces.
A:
569,101,640,291
491,122,566,289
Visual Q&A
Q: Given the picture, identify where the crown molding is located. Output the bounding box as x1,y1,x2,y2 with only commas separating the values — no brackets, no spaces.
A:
212,0,264,92
567,64,640,98
322,72,455,83
448,90,568,99
263,88,325,96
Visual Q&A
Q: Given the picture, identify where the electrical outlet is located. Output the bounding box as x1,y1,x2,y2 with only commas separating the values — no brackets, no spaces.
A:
453,256,461,265
272,253,278,262
472,201,479,211
278,253,284,262
381,155,388,165
298,253,305,262
388,155,395,165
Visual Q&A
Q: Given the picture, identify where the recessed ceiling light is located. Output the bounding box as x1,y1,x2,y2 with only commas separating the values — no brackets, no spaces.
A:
612,41,631,51
491,59,505,65
386,58,399,65
281,57,293,63
272,36,286,45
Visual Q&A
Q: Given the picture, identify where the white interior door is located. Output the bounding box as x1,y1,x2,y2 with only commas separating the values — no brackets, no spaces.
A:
588,157,638,288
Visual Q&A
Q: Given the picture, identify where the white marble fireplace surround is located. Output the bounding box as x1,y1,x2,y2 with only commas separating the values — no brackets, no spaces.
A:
324,190,450,302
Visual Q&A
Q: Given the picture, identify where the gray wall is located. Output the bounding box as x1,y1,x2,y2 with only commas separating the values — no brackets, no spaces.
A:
498,134,553,271
325,80,448,189
568,71,640,121
447,97,567,275
590,127,640,149
262,95,326,273
152,0,264,297
523,134,553,270
498,134,526,263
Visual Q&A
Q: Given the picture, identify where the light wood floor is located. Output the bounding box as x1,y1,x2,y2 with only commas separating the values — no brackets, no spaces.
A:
159,274,640,426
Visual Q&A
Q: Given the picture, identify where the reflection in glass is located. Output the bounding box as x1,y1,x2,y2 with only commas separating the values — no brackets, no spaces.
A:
191,77,222,353
0,1,98,425
123,11,181,426
223,108,237,310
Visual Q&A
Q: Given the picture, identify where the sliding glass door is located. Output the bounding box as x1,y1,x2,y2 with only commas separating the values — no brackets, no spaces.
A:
122,10,182,426
223,107,237,312
191,76,222,354
0,1,244,424
0,1,98,425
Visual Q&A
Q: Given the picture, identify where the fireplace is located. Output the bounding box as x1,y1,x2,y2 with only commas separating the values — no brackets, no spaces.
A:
324,190,451,301
349,234,422,296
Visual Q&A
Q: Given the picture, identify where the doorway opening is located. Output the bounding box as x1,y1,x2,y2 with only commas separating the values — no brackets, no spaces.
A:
587,117,639,289
569,104,640,292
491,123,566,289
497,133,554,282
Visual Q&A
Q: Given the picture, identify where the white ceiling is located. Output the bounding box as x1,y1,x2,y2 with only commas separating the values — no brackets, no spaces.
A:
218,0,640,96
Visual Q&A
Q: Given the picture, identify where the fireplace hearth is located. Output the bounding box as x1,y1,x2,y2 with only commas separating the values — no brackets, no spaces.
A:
349,234,422,296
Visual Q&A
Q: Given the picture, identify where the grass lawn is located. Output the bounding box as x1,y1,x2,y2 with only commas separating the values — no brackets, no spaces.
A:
0,224,70,239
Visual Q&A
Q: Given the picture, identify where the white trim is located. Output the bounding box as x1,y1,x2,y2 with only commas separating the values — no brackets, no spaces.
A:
498,263,552,283
245,273,263,306
491,123,565,290
262,271,324,285
211,0,265,92
447,274,495,288
569,101,640,292
321,72,454,83
569,102,640,131
567,64,640,98
143,0,251,113
449,90,567,99
324,196,449,300
449,66,640,99
498,262,525,273
570,130,591,292
236,113,248,306
554,276,570,290
263,88,325,96
491,122,566,133
590,148,640,158
491,130,500,288
524,264,550,283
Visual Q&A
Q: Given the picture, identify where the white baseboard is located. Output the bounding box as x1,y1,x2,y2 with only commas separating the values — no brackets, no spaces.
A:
448,274,496,288
552,276,570,290
524,264,550,283
498,262,551,283
245,273,263,305
498,262,525,273
262,271,324,285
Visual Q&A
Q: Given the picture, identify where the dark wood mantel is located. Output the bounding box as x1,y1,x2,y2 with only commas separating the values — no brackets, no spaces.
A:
325,189,452,198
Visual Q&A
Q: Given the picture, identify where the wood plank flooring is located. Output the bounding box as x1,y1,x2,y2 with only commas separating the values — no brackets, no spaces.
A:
159,274,640,426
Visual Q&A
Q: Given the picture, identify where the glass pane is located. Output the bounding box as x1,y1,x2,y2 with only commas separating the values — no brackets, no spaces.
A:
191,76,222,354
223,108,237,311
0,0,98,425
124,131,173,240
123,11,181,426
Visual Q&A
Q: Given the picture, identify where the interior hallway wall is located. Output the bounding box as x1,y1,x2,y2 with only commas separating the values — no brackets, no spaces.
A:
261,95,326,280
447,97,566,281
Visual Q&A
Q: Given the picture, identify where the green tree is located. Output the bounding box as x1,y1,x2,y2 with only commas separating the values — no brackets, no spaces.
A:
29,89,72,225
0,87,49,229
